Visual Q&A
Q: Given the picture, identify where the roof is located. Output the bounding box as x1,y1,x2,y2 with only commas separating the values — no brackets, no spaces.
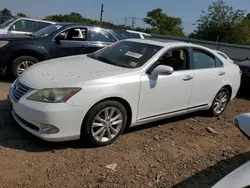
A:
53,22,114,30
124,38,187,47
15,17,55,24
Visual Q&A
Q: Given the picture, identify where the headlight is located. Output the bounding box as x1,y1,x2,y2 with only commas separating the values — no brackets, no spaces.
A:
0,41,9,48
27,88,81,103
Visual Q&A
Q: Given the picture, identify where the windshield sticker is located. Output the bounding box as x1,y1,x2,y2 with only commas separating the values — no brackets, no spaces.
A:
129,61,138,67
125,51,143,59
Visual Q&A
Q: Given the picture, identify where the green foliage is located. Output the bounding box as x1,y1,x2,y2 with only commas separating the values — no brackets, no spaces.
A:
0,8,12,16
190,0,250,44
16,13,27,17
143,8,184,36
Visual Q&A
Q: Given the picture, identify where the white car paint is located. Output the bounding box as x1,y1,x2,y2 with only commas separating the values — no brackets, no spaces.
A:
8,39,241,142
213,113,250,188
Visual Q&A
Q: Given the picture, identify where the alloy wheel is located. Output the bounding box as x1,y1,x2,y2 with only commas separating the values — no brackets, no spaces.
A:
91,107,123,142
17,61,35,76
213,91,229,115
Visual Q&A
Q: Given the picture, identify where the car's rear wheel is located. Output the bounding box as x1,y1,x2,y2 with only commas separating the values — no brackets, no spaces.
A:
81,100,128,147
12,56,39,78
209,88,230,116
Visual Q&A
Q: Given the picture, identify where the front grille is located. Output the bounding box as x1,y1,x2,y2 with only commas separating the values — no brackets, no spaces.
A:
11,80,33,101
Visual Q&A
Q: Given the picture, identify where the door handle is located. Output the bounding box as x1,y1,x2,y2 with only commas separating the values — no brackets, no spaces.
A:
218,71,225,76
183,75,193,81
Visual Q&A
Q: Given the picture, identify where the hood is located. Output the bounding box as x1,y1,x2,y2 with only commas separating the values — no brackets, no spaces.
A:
19,55,131,89
236,60,250,68
0,33,33,40
212,160,250,188
0,29,7,34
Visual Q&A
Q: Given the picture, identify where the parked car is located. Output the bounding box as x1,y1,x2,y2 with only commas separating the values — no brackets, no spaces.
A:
113,29,151,39
0,17,55,35
235,59,250,85
8,39,241,146
0,23,124,78
212,113,250,188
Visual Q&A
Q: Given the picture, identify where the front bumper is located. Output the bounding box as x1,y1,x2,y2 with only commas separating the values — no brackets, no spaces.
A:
8,94,87,142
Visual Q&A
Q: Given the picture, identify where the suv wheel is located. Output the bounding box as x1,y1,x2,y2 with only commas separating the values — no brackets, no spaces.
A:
12,56,39,78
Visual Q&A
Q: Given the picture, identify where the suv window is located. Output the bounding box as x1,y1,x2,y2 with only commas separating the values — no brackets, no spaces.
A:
11,19,35,32
58,27,87,41
37,22,52,31
192,49,217,69
90,29,117,42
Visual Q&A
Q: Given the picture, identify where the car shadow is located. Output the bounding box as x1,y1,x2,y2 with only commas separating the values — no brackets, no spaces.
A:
0,75,13,83
172,151,250,188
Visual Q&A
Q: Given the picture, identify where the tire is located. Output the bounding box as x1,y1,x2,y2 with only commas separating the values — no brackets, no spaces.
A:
81,100,128,147
12,56,39,78
208,88,230,117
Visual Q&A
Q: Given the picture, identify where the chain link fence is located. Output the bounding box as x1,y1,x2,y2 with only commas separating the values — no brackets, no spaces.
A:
152,34,250,62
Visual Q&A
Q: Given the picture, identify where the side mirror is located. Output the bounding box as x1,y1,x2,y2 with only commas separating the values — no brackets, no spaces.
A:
54,34,65,43
234,113,250,140
151,65,174,77
10,25,15,31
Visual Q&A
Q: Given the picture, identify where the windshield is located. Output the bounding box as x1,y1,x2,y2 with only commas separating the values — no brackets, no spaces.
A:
33,24,63,38
87,41,163,68
0,17,17,28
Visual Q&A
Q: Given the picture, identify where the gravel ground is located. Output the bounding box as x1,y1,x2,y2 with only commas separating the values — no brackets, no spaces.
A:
0,79,250,188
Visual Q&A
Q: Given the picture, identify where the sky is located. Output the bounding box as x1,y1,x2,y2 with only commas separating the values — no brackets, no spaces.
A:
1,0,250,33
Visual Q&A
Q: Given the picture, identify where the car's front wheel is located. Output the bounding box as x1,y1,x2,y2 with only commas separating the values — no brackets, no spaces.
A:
82,100,128,147
209,88,230,116
12,56,39,78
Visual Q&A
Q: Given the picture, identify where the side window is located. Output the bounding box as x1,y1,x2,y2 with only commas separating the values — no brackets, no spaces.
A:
11,20,35,32
37,22,52,31
90,29,117,42
215,57,223,67
58,27,87,41
155,48,188,71
192,49,216,69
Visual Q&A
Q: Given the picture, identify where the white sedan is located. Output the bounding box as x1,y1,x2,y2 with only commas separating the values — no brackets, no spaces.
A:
8,39,241,146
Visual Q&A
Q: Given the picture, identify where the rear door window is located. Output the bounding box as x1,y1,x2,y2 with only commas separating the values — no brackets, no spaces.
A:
11,19,35,32
90,29,117,43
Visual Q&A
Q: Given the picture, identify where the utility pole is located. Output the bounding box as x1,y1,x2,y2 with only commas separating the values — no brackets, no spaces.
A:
124,17,127,27
131,17,135,28
99,4,104,26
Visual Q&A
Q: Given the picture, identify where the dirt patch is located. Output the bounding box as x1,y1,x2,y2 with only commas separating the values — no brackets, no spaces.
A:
0,82,250,188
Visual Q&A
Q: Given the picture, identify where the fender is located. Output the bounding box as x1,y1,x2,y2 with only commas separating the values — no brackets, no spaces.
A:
3,42,51,68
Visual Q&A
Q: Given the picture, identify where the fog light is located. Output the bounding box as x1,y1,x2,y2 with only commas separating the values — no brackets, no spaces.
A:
40,124,59,134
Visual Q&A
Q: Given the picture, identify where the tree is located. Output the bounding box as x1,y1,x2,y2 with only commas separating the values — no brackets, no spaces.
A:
143,8,184,36
16,13,27,17
190,0,247,44
0,8,12,16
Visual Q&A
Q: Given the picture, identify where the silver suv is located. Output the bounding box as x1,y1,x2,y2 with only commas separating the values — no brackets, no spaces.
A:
0,17,55,35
